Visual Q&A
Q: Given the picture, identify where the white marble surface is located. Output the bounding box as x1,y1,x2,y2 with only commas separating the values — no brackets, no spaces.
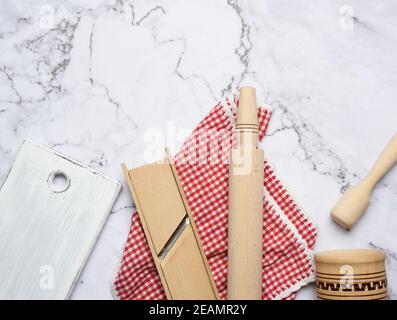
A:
1,0,396,300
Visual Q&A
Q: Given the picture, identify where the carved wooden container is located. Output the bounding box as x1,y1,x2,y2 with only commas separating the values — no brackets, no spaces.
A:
315,249,387,300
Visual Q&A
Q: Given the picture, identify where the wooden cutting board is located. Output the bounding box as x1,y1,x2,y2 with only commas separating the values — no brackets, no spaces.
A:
0,140,121,299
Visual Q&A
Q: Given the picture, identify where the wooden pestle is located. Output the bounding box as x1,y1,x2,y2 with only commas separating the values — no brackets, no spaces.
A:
227,87,264,300
332,132,397,230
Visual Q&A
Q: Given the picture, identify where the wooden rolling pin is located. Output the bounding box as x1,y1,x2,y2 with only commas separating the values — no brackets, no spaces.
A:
227,87,263,300
332,132,397,230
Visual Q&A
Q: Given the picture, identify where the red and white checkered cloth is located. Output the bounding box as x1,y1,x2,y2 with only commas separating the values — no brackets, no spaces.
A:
113,98,317,300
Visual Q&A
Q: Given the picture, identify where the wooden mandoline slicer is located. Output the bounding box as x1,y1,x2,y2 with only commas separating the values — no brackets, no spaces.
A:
121,150,219,300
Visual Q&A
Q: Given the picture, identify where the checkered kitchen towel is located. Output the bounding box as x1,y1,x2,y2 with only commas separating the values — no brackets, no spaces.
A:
112,98,317,300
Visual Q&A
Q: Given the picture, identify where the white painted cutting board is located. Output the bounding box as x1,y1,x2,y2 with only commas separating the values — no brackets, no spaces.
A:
0,140,121,300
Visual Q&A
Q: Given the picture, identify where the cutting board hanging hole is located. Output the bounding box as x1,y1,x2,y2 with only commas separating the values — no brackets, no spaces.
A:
48,170,70,193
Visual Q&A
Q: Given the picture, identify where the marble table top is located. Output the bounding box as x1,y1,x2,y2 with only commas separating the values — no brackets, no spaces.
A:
1,0,396,300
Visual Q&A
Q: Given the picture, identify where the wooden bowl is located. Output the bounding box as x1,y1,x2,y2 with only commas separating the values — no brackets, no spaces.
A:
315,249,387,300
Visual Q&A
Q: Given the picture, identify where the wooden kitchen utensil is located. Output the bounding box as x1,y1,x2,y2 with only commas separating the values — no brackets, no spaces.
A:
315,249,387,300
227,87,264,300
331,132,397,229
121,150,219,300
0,140,121,299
